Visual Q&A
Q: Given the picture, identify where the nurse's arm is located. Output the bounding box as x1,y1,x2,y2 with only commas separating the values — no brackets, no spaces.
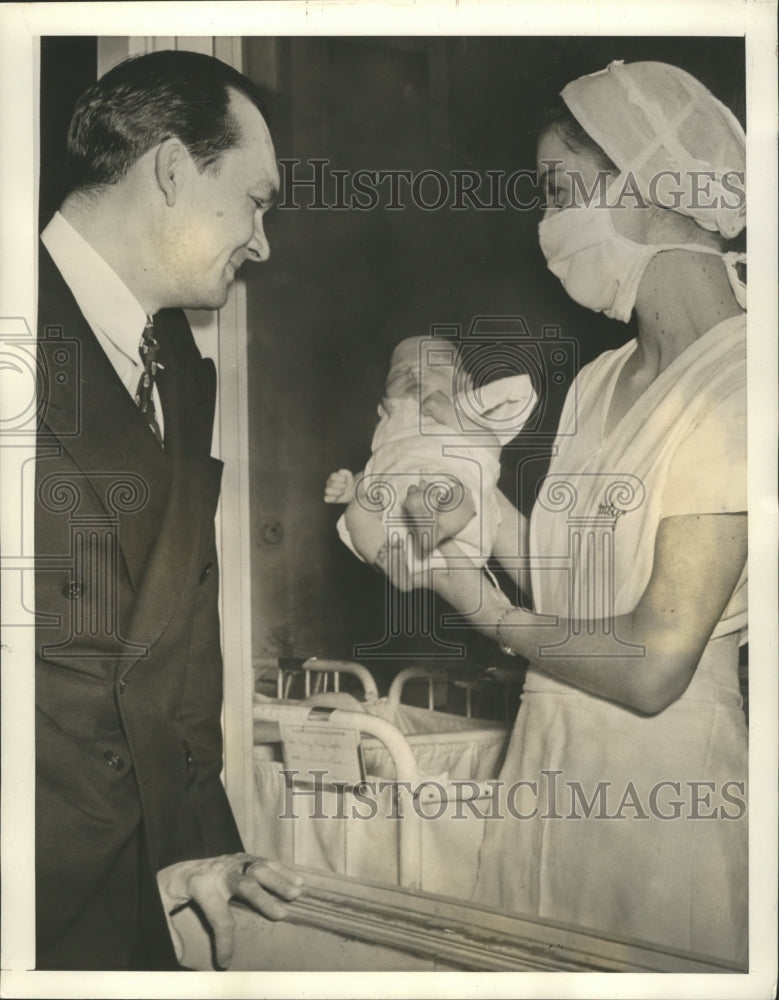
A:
430,511,747,716
490,488,531,599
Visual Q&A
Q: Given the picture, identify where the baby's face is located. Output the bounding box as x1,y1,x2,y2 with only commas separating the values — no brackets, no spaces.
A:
385,340,424,398
385,338,465,400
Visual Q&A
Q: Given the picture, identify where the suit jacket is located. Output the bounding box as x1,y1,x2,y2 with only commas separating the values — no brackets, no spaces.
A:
35,244,243,960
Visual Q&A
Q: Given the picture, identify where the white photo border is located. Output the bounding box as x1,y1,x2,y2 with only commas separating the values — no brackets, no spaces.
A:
1,2,776,998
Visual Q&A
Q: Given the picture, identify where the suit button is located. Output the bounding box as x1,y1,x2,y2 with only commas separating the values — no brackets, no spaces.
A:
104,750,124,770
183,744,193,768
199,562,213,585
63,579,84,599
118,679,126,694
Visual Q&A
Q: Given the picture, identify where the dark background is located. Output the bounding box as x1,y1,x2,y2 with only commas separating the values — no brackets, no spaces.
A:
41,36,746,708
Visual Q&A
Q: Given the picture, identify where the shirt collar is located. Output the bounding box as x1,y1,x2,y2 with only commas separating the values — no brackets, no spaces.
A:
41,211,149,366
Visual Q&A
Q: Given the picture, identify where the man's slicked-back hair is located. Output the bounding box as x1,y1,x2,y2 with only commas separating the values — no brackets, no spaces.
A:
64,49,269,197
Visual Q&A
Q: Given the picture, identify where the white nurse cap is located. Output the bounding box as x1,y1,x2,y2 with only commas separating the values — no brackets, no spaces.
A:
561,60,746,239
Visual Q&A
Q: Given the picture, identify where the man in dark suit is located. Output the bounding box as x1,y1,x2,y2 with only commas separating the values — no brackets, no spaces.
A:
36,49,301,971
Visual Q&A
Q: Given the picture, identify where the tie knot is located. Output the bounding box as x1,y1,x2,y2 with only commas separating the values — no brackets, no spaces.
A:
140,317,164,371
135,314,165,447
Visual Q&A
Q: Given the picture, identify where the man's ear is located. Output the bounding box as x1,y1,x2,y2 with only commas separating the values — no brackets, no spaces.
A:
154,138,189,207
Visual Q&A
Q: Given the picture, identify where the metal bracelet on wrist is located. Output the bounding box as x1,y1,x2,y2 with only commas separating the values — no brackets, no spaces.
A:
495,604,518,657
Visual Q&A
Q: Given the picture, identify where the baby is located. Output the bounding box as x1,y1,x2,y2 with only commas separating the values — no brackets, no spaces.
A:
325,336,536,574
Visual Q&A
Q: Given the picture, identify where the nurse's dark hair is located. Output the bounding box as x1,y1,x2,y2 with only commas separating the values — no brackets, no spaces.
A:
64,49,269,197
539,95,618,172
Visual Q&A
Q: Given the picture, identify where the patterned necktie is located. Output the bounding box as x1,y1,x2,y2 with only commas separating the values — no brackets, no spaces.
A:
135,315,165,447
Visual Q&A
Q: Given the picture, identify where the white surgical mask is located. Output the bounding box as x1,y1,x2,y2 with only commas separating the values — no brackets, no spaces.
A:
538,190,746,322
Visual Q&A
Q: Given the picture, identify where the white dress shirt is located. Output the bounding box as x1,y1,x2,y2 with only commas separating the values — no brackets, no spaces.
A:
41,211,164,437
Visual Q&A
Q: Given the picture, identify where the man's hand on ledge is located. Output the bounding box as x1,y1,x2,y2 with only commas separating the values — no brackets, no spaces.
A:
157,853,304,969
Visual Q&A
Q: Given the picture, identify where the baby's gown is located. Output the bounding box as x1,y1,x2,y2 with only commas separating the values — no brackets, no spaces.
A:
337,374,536,570
472,316,748,967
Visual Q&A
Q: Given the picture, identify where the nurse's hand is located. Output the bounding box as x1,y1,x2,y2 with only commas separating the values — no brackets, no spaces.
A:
429,538,512,624
157,853,304,969
378,527,506,623
402,480,477,561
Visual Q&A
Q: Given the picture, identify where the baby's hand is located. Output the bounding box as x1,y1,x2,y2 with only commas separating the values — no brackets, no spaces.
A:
324,469,355,503
422,391,500,447
421,390,459,429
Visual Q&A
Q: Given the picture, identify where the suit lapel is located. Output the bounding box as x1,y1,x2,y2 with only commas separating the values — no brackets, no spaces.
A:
122,309,223,654
38,245,223,661
154,308,219,464
38,245,172,594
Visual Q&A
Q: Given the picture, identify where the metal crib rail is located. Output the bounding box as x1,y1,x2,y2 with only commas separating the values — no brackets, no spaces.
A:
252,701,423,890
253,656,380,703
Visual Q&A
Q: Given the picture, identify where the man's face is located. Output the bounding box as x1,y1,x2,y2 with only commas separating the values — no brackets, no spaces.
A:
164,91,280,309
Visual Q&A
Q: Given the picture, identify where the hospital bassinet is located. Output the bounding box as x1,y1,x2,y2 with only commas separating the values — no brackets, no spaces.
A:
250,658,510,897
